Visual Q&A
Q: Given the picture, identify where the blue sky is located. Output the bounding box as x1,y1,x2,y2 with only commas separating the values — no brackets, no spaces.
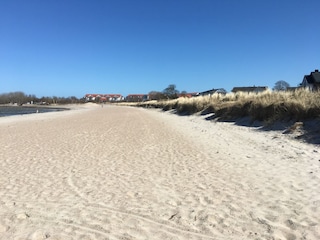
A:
1,0,319,98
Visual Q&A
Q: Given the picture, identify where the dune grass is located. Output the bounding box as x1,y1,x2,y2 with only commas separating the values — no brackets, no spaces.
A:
127,89,320,124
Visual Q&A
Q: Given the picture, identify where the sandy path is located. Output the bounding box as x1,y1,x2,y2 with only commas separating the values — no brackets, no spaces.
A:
0,105,319,240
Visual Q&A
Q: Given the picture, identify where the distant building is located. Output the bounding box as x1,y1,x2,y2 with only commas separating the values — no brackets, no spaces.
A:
231,86,268,93
301,69,320,91
196,88,227,96
105,94,124,101
85,94,124,102
178,92,198,98
286,87,301,92
126,94,149,102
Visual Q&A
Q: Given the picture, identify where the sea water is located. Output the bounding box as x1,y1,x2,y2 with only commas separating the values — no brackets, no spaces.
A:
0,106,67,117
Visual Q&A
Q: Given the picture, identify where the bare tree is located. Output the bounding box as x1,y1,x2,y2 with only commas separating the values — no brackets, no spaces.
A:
163,84,179,99
273,80,290,91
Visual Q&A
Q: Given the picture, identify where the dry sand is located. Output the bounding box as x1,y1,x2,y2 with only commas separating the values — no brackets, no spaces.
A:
0,104,319,240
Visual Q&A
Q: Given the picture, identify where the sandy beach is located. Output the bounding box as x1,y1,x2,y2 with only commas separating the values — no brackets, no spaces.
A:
0,104,319,240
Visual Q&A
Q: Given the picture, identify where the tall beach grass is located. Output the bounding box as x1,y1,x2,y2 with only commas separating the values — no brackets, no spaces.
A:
128,89,320,124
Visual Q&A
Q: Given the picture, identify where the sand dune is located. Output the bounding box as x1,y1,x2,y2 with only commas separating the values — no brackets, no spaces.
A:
0,105,319,239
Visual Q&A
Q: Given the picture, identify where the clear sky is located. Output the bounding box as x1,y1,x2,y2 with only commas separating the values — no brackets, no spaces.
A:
1,0,319,98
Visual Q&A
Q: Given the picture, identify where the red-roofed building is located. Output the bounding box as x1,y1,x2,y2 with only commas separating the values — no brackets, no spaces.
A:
85,94,124,102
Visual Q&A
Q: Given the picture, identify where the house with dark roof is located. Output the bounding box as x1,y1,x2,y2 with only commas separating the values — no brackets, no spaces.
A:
196,88,227,96
301,69,320,91
231,86,268,93
126,94,149,102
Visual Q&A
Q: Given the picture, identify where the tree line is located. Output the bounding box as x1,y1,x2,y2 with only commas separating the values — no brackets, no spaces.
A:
0,92,83,105
1,81,292,105
0,87,181,105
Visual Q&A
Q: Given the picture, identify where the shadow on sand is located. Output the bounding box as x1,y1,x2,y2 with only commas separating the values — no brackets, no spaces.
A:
163,108,320,145
199,110,320,145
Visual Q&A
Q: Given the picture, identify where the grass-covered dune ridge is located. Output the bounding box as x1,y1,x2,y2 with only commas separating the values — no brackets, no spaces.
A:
130,89,320,124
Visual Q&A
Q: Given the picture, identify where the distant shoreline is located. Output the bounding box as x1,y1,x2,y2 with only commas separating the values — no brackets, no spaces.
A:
0,105,70,117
